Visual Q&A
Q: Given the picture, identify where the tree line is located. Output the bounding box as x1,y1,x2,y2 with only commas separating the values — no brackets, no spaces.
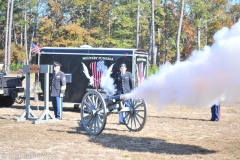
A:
0,0,239,71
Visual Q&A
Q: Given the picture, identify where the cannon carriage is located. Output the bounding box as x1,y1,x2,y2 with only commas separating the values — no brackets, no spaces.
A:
80,90,147,135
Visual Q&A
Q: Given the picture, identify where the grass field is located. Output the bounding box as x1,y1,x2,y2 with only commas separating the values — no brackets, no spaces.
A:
0,100,240,160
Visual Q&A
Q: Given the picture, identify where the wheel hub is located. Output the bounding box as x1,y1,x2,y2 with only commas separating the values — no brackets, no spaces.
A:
129,106,134,115
91,109,97,116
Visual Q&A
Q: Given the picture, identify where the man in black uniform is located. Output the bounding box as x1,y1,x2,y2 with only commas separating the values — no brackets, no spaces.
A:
114,63,134,124
50,61,66,120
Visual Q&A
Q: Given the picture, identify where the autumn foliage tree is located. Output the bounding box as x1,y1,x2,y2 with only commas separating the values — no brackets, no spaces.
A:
0,0,240,70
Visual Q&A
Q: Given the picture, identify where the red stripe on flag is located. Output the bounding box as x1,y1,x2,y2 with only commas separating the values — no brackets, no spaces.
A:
89,61,104,89
138,62,144,85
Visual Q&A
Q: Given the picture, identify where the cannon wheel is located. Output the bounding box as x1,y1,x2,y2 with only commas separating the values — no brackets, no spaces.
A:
123,98,147,132
81,90,107,135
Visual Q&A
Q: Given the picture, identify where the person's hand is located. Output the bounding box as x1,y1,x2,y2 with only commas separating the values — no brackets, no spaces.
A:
60,93,64,98
120,94,125,100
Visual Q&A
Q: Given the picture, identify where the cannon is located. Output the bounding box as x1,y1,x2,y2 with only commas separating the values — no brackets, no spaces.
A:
80,90,147,135
0,73,25,107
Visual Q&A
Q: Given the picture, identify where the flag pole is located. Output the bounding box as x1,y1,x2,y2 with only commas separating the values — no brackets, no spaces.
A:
35,50,41,110
29,0,40,64
4,0,10,72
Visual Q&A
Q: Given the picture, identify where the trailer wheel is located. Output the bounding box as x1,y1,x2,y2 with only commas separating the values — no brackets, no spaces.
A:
0,96,3,107
123,98,147,132
15,96,24,104
73,104,80,110
80,90,107,135
0,96,14,107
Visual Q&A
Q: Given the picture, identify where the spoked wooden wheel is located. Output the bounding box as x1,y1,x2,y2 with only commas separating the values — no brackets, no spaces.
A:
122,98,147,132
81,90,107,135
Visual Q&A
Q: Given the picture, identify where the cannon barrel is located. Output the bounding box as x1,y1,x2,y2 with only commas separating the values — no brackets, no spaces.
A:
104,95,122,107
109,95,121,101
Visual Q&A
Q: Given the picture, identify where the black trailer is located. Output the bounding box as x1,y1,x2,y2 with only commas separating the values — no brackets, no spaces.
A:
38,46,148,106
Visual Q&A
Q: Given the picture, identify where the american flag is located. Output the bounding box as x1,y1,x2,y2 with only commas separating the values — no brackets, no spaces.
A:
138,62,145,85
89,61,107,89
30,43,41,54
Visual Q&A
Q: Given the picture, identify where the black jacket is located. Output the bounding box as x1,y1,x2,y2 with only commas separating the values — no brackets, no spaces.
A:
114,71,134,95
50,71,66,97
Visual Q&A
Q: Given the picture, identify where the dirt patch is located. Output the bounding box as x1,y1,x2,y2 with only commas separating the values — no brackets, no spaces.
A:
0,101,240,160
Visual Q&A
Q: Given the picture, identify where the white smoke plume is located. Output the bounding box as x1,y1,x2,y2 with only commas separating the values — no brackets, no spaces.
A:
126,20,240,109
100,64,116,96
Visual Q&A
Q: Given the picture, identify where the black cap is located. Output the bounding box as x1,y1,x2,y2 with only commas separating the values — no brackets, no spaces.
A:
120,63,126,68
53,61,62,67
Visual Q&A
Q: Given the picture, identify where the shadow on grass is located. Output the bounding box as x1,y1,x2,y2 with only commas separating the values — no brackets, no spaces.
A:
149,115,210,121
59,126,217,155
0,116,16,121
6,103,79,113
87,133,216,155
47,127,89,136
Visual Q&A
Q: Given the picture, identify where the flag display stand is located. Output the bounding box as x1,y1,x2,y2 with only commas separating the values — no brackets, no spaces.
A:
17,66,38,121
17,65,57,123
34,65,57,124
